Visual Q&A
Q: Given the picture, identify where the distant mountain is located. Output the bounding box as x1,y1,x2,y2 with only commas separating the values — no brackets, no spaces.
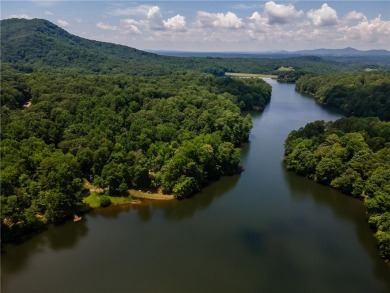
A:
290,47,390,56
152,47,390,58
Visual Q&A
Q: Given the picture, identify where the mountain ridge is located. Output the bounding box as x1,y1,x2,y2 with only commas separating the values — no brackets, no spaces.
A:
292,47,390,56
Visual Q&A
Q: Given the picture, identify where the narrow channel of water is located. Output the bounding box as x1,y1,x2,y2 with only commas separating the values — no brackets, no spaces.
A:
2,79,389,293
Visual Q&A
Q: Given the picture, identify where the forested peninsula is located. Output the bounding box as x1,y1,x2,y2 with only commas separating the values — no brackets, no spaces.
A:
1,71,271,242
286,73,390,261
296,73,390,120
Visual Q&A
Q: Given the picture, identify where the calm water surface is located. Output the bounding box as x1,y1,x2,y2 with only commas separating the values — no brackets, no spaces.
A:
2,79,390,293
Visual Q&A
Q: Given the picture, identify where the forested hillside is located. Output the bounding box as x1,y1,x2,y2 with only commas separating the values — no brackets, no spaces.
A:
1,18,385,77
1,18,172,75
284,117,390,261
296,73,390,120
0,70,271,242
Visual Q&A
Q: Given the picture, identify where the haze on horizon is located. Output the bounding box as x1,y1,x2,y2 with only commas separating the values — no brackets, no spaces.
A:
2,1,390,52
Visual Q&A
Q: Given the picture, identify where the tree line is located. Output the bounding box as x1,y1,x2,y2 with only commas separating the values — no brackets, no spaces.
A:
296,73,390,120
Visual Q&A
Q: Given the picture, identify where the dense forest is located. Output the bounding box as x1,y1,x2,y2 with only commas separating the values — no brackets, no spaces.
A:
296,73,390,120
0,69,271,242
284,118,390,261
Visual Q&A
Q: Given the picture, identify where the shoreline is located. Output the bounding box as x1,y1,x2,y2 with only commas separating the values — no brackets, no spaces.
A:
2,188,174,246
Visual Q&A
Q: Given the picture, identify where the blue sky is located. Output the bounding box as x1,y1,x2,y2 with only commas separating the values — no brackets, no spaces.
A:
2,1,390,51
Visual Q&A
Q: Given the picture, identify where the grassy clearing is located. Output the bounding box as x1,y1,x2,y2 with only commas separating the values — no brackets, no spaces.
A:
277,66,294,71
83,192,134,208
225,72,278,78
83,189,173,208
130,189,174,200
83,180,174,208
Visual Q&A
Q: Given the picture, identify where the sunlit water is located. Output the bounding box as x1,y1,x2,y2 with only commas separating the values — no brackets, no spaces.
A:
2,79,389,293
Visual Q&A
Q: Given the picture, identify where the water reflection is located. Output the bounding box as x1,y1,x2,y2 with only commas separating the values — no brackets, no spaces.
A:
89,204,131,219
47,220,89,250
157,174,240,221
240,228,267,254
2,219,88,274
284,169,390,290
2,166,241,278
284,167,365,220
135,204,152,222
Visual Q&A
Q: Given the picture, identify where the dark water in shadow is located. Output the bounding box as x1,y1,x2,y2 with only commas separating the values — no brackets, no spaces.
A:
2,79,389,293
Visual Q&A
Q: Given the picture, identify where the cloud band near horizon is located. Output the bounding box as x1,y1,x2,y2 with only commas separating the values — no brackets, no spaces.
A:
3,1,390,51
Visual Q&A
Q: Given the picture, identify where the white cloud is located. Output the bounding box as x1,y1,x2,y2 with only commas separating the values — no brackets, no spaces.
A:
197,11,243,29
342,15,390,42
110,5,152,16
75,3,390,51
307,4,338,26
57,19,69,27
263,1,304,24
345,11,367,22
249,11,263,22
8,14,32,19
120,19,142,34
45,11,53,16
146,6,165,30
99,6,185,35
144,6,187,31
247,11,268,32
147,6,160,19
96,22,118,31
31,1,58,8
163,15,186,31
120,19,139,26
231,4,261,11
243,5,390,49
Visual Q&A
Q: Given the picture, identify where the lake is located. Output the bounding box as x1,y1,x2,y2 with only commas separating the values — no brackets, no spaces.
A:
2,79,389,293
